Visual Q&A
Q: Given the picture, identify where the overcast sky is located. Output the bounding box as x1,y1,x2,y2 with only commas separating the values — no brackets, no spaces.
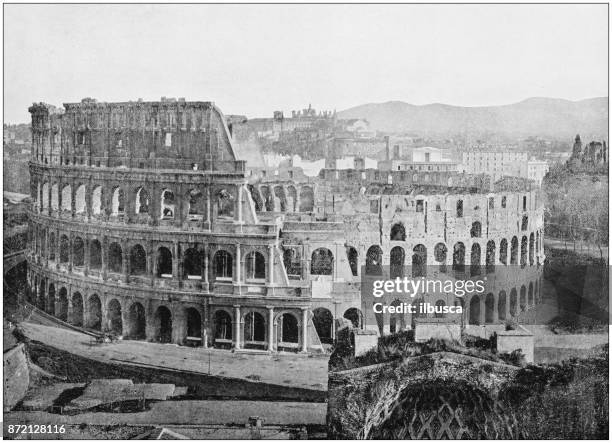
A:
4,4,608,123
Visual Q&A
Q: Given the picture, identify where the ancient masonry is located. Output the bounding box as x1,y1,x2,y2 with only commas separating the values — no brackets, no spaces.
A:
27,98,545,352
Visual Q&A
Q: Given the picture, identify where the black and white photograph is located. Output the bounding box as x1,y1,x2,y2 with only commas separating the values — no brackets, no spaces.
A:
2,2,609,440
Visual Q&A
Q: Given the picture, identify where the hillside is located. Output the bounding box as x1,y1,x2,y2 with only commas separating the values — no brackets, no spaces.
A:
338,97,608,139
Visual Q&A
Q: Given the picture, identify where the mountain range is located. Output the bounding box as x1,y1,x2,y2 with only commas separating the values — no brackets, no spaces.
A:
337,97,608,140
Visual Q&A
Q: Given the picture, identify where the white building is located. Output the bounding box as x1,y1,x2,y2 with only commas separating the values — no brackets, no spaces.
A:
460,150,549,185
379,146,459,172
527,159,550,185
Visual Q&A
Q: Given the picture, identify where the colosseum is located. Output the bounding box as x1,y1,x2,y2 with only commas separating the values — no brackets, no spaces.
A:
26,98,545,353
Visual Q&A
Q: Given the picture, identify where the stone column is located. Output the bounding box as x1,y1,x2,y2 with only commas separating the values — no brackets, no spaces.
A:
101,236,108,280
202,247,209,285
84,238,90,276
68,234,74,272
233,305,241,350
267,306,275,352
122,245,129,283
301,308,309,353
172,241,180,280
55,229,61,270
237,186,243,223
234,244,241,284
267,244,275,285
479,296,485,325
67,286,74,324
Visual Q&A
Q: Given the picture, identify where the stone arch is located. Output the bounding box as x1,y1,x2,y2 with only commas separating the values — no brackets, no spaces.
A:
127,302,146,339
248,185,264,212
91,186,103,215
520,236,528,267
390,246,405,279
186,189,205,218
39,280,48,310
509,288,518,316
277,312,299,344
510,236,518,265
470,243,481,276
51,183,59,210
108,242,123,273
389,299,405,331
245,250,266,281
434,299,446,319
521,215,528,231
135,187,151,214
283,247,302,278
470,221,482,238
274,185,286,212
213,309,233,342
86,294,102,330
244,311,266,343
498,291,507,321
156,246,172,277
73,237,85,267
456,199,463,217
183,247,204,279
75,184,86,214
153,305,173,343
434,243,447,273
299,186,314,212
90,239,102,269
346,246,359,277
161,189,175,219
313,307,334,344
469,295,481,325
41,182,49,210
485,240,495,273
286,185,297,212
61,184,72,212
499,238,507,265
59,235,70,263
311,248,333,276
366,245,383,275
185,307,202,345
453,242,465,276
529,233,535,266
71,292,83,326
528,282,534,306
412,244,427,277
48,232,56,260
485,293,495,323
390,223,406,241
214,250,233,280
261,186,273,212
344,307,363,328
107,299,123,334
130,244,147,275
111,186,125,215
217,188,234,218
520,285,527,311
57,287,68,320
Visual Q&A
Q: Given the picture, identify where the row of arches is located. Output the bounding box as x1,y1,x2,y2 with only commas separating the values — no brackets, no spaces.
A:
468,282,539,325
248,184,314,213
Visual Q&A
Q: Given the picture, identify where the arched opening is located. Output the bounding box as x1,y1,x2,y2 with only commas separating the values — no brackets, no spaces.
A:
135,187,150,214
127,302,146,339
39,281,47,310
521,215,528,231
456,199,463,217
412,245,427,277
51,183,59,210
217,189,234,218
536,231,540,253
90,240,102,269
73,237,85,267
161,189,175,219
366,245,383,275
248,185,263,212
520,285,527,311
59,235,70,263
214,250,233,280
71,292,83,326
183,248,204,279
245,251,266,281
108,242,123,273
214,310,232,343
57,287,68,321
278,313,299,344
48,233,56,260
344,308,362,328
260,186,272,212
156,247,172,278
299,187,314,212
510,288,518,316
61,184,72,212
75,184,86,214
469,296,481,325
86,294,102,330
453,242,465,276
390,246,405,279
434,243,447,273
528,282,534,306
129,244,147,275
390,299,405,330
486,240,495,273
244,311,266,344
91,186,103,215
107,299,122,334
153,306,173,343
346,246,359,277
499,239,508,265
510,236,518,265
485,293,495,323
311,248,333,276
186,189,205,219
470,221,481,238
520,236,528,267
529,233,535,266
283,248,302,279
186,308,202,345
287,186,297,212
41,182,49,210
434,300,446,319
111,187,125,215
470,243,481,276
390,223,406,241
274,186,286,212
312,308,333,344
498,291,507,321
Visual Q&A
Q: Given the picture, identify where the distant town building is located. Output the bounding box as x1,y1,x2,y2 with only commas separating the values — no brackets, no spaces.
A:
379,140,458,172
